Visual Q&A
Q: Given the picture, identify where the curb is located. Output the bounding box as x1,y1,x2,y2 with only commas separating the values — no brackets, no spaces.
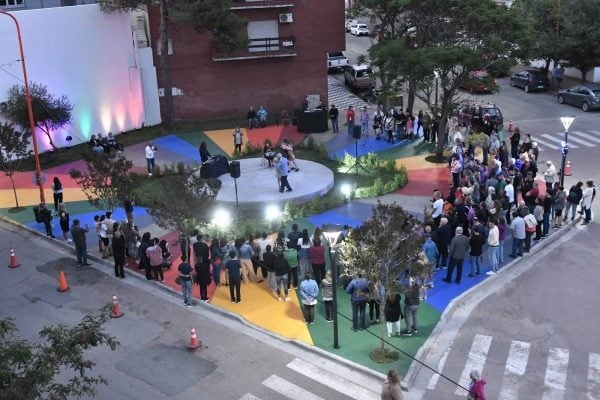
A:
403,216,582,392
0,214,387,386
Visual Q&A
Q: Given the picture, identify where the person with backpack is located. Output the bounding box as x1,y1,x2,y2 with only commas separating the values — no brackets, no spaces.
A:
581,180,596,225
565,181,584,221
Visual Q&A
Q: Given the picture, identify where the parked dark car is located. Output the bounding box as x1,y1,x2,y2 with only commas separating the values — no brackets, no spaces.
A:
558,83,600,112
510,69,550,92
459,103,504,130
459,70,497,93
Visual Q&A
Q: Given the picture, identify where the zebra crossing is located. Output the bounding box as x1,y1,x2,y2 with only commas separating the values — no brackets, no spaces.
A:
328,75,370,110
238,357,381,400
427,333,600,399
532,129,600,152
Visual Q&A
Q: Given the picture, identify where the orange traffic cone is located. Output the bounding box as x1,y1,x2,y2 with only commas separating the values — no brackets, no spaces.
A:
565,161,572,176
110,295,124,318
508,119,514,132
8,248,20,269
187,327,201,351
57,270,70,292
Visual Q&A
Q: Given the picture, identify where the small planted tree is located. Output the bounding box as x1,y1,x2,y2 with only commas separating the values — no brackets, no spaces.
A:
0,122,32,211
5,83,73,152
0,306,119,400
339,202,423,363
69,152,134,212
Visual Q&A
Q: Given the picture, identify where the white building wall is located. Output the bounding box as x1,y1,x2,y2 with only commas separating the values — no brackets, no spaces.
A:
0,4,160,151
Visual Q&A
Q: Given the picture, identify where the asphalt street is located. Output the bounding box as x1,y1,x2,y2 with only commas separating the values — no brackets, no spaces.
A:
0,220,384,400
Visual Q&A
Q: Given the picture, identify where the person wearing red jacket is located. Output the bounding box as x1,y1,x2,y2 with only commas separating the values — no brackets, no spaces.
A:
468,370,487,400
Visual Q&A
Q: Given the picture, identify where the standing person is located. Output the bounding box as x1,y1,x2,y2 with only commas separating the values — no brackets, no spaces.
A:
359,106,369,137
367,279,382,324
123,196,135,224
144,142,157,176
402,281,420,336
321,270,333,321
553,186,566,228
112,228,126,279
443,227,469,284
542,193,552,237
281,139,299,171
225,251,242,303
99,215,109,258
297,229,312,278
421,234,438,298
247,106,257,129
58,203,71,243
543,160,556,192
299,273,319,324
146,238,164,283
509,127,520,159
309,238,326,285
70,219,90,266
39,203,54,238
346,272,370,331
384,292,402,337
256,105,268,127
232,127,244,153
524,208,538,251
581,180,596,225
565,181,583,221
237,237,262,283
467,226,484,277
178,255,193,307
329,104,339,133
431,191,444,227
373,106,384,140
193,234,210,267
509,211,526,257
277,153,293,193
195,258,211,302
384,112,395,143
435,217,451,269
346,105,355,136
51,177,63,214
486,219,500,274
198,141,212,164
272,248,290,301
262,243,277,292
468,370,487,400
381,370,404,400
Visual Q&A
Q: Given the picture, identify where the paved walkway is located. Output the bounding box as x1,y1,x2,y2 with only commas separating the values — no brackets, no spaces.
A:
0,121,555,381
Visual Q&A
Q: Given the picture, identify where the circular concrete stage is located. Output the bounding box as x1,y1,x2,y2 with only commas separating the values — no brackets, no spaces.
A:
214,158,334,212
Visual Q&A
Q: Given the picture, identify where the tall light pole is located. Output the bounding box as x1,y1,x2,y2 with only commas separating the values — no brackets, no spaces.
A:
322,223,343,349
559,116,574,187
433,70,440,113
1,11,45,203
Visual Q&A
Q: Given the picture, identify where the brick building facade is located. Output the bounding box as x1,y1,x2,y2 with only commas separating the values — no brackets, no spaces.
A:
148,0,345,121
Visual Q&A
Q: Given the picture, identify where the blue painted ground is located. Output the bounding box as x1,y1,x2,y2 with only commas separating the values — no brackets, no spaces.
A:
153,134,201,161
329,134,409,159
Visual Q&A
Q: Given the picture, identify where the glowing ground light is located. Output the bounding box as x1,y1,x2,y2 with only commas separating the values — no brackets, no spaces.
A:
340,183,352,197
265,205,281,221
212,209,232,229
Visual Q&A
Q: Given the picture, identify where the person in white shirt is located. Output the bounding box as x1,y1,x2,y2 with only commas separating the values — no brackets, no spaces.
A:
145,142,157,176
431,191,444,227
505,179,515,206
543,160,556,192
487,220,500,274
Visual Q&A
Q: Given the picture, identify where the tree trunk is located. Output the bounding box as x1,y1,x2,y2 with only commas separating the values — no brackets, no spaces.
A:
407,78,415,113
10,176,19,208
40,126,57,151
435,110,449,158
581,69,588,83
159,0,174,129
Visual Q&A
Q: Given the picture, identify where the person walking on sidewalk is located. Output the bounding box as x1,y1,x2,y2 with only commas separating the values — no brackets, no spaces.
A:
402,281,420,336
346,272,370,331
329,104,339,133
70,219,90,266
443,227,469,284
381,369,404,400
145,142,157,176
51,177,63,214
178,255,193,307
581,180,596,225
299,273,319,324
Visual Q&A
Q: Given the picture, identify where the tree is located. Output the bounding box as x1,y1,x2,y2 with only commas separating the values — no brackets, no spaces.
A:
0,306,119,400
339,202,423,362
0,122,32,210
69,152,134,212
143,172,220,259
5,83,73,152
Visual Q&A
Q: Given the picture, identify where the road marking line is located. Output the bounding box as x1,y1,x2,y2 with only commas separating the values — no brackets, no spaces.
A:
541,133,579,148
569,131,600,145
562,133,595,147
427,347,450,390
498,340,531,400
287,358,379,400
239,394,262,400
454,334,493,395
263,375,325,400
589,130,600,136
532,137,560,151
588,353,600,400
542,347,569,400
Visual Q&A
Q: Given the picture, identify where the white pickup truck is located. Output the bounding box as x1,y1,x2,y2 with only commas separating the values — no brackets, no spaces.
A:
327,51,349,73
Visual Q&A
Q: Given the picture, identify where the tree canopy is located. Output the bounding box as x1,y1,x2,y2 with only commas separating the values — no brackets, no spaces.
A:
5,83,72,152
0,122,32,209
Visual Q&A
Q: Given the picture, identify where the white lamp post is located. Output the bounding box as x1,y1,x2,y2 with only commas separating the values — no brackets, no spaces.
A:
559,116,574,187
322,223,343,349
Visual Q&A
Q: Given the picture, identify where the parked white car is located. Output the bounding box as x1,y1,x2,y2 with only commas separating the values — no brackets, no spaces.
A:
345,19,358,33
351,24,370,36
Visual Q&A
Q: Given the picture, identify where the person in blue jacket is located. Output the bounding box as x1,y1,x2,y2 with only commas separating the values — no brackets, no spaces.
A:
299,273,319,324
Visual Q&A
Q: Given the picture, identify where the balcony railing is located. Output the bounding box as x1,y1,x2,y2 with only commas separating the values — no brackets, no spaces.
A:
231,0,294,10
213,36,296,61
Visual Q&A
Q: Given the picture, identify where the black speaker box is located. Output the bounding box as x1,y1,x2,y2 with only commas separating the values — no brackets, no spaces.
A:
353,125,362,139
230,161,241,178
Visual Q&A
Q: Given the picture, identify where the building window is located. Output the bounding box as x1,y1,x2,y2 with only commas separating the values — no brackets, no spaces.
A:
0,0,25,7
247,20,279,52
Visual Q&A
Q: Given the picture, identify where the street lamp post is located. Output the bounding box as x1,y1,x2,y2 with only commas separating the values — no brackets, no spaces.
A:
322,223,343,349
1,11,45,203
559,116,574,187
433,70,440,113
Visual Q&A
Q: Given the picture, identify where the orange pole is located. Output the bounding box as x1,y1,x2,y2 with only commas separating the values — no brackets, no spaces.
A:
0,11,45,203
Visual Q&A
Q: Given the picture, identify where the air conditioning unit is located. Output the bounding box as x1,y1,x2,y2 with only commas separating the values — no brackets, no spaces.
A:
279,13,293,23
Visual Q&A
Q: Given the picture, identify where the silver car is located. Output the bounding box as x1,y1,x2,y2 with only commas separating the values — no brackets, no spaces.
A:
558,83,600,112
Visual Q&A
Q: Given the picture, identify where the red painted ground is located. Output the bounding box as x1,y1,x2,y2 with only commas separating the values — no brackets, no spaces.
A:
398,167,451,196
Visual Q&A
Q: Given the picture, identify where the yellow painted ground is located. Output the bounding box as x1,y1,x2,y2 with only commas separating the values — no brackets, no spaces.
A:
395,155,448,171
0,188,88,208
205,128,247,157
210,280,313,345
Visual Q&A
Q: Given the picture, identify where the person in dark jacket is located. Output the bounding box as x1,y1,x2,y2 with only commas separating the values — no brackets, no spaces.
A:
435,217,451,269
402,283,420,336
112,229,126,278
467,226,484,277
225,251,242,303
138,232,153,280
70,219,90,266
272,250,290,301
443,226,470,284
565,181,583,221
346,273,370,331
384,292,402,337
39,203,54,237
195,259,212,302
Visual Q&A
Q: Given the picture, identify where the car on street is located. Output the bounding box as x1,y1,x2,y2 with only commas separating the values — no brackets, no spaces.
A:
458,70,497,93
327,51,348,73
345,19,357,33
459,103,504,129
557,83,600,112
509,69,550,92
350,24,370,36
344,64,376,91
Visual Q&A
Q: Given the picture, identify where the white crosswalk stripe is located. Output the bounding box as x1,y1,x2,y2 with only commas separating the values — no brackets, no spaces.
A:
588,353,600,400
238,394,262,400
570,131,600,145
498,340,531,400
262,375,325,400
562,134,595,147
542,347,569,400
541,133,580,149
427,347,450,390
287,358,380,400
532,136,558,151
454,334,493,395
533,129,600,151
